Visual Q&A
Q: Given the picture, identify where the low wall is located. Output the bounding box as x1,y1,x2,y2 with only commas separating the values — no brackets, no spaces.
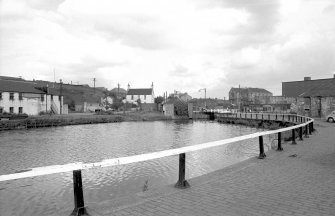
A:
217,117,294,130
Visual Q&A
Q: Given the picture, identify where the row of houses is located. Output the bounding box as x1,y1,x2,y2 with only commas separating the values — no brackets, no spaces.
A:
0,76,158,115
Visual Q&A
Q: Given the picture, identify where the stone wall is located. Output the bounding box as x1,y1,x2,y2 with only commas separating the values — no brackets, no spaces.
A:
292,96,335,117
255,96,296,104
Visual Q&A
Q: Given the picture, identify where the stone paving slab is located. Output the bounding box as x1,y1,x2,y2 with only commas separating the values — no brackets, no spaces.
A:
90,120,335,216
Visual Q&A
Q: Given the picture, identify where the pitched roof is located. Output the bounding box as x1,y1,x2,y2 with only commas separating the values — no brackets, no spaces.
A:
282,78,335,97
0,79,45,94
127,88,153,95
230,87,272,94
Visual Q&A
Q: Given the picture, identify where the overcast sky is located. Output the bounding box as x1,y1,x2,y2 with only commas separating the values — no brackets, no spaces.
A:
1,0,335,98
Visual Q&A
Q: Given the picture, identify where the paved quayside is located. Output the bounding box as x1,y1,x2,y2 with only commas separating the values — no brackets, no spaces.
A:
89,119,335,216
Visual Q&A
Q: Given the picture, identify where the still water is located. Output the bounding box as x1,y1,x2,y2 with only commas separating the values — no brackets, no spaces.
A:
0,120,271,216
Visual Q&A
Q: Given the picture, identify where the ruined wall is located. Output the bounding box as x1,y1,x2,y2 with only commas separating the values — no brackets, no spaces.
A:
321,97,335,117
291,96,335,117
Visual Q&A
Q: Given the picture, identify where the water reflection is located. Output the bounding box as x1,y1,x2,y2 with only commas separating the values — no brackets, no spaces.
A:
0,120,265,216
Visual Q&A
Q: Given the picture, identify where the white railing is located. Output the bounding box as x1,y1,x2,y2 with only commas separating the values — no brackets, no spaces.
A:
0,113,314,215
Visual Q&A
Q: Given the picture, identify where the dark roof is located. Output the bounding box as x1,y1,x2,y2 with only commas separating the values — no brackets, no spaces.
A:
127,88,153,95
282,78,335,97
0,80,45,94
230,87,272,94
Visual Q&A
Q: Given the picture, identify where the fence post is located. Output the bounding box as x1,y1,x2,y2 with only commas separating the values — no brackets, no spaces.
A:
311,122,314,133
262,114,263,120
258,136,266,159
299,127,303,141
291,129,297,144
276,114,277,120
256,113,258,119
288,115,290,121
175,153,190,189
71,170,87,216
282,114,284,121
304,125,309,138
277,132,283,151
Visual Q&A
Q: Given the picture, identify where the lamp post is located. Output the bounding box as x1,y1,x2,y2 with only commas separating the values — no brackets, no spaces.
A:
199,88,206,108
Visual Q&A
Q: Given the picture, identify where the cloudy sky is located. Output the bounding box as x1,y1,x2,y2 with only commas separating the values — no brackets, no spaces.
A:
1,0,335,98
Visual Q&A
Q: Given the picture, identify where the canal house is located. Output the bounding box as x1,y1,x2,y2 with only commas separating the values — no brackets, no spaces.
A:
0,79,64,115
126,83,155,104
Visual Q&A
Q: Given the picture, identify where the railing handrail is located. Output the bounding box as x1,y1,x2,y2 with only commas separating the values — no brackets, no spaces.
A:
0,113,313,183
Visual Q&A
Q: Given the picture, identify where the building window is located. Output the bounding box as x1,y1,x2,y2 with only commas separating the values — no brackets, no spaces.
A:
131,95,134,100
19,93,23,100
19,107,23,114
9,107,14,113
41,94,44,102
9,93,14,100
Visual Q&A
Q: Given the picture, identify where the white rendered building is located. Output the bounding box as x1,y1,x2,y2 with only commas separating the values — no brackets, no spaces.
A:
0,79,64,115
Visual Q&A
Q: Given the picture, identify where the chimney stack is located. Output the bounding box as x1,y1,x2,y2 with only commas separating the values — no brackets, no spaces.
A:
304,77,311,81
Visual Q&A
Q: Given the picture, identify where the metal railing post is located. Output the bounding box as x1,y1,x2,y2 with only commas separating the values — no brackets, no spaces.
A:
71,170,87,216
305,124,309,138
291,129,297,144
277,132,283,151
299,127,303,141
175,153,190,189
258,136,266,159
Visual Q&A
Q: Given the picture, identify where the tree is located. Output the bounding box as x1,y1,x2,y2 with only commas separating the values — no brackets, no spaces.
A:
155,96,164,104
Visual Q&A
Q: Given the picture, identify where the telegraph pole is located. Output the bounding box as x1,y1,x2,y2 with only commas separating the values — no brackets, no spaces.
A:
117,83,120,98
238,84,241,112
60,79,63,114
93,78,96,93
199,88,207,108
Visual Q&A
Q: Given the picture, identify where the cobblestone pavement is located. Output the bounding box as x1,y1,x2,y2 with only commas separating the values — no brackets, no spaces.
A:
91,120,335,216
